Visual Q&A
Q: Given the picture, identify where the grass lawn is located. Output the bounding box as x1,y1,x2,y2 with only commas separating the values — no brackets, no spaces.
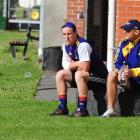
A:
0,30,140,140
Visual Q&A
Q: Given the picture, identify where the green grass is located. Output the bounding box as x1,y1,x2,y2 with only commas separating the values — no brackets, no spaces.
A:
0,30,140,140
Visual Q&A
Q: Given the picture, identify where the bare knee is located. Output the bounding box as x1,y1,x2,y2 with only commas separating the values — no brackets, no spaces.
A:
107,71,118,83
56,70,72,81
75,71,82,81
75,71,89,82
56,70,65,81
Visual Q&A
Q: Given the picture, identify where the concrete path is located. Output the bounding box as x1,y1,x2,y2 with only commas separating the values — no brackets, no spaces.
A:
35,71,99,116
35,71,77,102
35,71,140,116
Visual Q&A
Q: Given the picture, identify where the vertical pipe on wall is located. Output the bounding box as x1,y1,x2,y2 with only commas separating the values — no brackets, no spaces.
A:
107,0,116,72
84,0,88,38
38,0,45,62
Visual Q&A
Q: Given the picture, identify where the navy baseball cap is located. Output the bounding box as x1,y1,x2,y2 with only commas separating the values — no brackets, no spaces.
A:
120,19,140,32
61,22,77,31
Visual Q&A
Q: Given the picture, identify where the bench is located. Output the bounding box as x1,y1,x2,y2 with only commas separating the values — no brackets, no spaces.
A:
42,47,140,116
70,75,107,116
118,85,140,116
87,76,107,115
9,26,39,60
42,47,107,116
72,75,140,116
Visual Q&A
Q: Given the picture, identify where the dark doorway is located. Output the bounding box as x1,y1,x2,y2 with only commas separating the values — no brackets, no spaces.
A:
87,0,108,61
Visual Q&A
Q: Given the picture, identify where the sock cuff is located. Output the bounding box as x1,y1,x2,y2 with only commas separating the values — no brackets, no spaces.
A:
59,94,67,99
79,96,87,101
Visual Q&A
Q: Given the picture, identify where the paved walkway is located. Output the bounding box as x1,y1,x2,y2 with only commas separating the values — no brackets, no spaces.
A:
35,71,99,116
35,71,77,102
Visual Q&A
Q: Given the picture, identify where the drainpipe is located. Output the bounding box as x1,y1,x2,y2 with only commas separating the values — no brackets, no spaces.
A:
107,0,116,72
38,0,45,63
84,0,88,38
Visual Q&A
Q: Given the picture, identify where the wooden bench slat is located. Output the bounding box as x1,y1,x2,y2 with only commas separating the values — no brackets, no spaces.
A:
9,26,39,60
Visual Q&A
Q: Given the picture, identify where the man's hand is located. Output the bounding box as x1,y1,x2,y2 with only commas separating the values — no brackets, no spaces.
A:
122,69,132,78
118,68,132,81
69,61,80,70
69,61,90,72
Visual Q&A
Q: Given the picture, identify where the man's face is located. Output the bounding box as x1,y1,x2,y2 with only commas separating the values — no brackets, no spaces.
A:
123,29,139,41
62,27,77,45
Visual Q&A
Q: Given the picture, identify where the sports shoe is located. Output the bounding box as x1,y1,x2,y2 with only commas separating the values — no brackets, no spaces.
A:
101,108,117,117
49,107,69,116
70,108,89,117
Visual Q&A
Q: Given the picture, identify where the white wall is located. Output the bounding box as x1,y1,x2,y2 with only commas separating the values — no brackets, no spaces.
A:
44,0,66,47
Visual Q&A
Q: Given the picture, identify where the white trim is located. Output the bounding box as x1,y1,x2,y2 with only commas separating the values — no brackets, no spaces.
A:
38,0,45,61
107,0,116,72
9,19,40,24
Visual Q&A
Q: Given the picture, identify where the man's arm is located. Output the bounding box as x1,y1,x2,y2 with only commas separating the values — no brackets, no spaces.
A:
69,61,80,70
77,61,90,72
77,42,92,72
114,40,129,71
69,61,90,72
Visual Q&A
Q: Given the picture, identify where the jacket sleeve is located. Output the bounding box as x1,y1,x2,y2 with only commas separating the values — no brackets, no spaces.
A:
114,41,126,72
130,68,140,77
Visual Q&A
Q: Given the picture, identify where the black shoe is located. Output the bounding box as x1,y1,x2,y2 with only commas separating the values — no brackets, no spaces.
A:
49,107,69,116
70,108,89,117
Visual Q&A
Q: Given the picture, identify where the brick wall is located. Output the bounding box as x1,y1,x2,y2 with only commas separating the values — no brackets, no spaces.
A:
116,0,140,44
66,0,85,36
66,0,140,45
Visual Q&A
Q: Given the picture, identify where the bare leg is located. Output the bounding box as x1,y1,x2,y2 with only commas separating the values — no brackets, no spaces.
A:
56,69,72,96
106,71,118,111
49,69,72,115
75,71,89,97
71,70,90,116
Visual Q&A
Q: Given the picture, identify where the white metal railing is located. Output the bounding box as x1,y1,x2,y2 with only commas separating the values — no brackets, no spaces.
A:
8,0,40,30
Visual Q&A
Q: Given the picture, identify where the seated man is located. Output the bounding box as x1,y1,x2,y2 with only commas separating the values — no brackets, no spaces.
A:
102,19,140,117
49,22,108,117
